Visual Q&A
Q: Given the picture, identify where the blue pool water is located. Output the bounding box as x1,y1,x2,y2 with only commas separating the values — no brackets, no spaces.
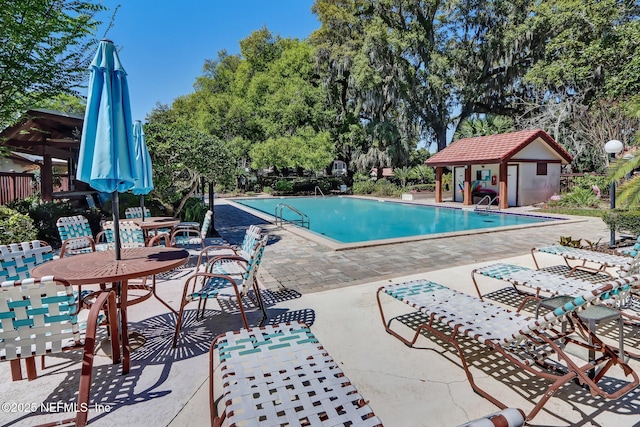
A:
234,197,555,244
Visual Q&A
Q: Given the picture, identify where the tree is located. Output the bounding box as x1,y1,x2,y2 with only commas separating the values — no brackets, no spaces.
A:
183,30,335,176
607,96,640,208
34,93,86,115
311,0,640,158
392,166,412,188
0,0,107,128
144,104,235,215
453,115,514,141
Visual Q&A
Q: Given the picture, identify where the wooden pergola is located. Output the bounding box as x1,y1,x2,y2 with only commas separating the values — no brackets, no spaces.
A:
0,109,84,201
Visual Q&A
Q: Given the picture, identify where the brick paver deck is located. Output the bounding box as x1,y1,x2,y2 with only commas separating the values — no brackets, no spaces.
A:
212,198,613,294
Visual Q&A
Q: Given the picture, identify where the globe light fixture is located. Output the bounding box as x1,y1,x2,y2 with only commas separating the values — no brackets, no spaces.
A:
604,139,624,247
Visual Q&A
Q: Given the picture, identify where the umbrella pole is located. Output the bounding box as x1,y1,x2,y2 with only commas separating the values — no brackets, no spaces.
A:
112,191,122,260
140,195,145,221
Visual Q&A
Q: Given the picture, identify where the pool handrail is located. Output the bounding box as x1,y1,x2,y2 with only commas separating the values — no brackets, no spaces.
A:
275,203,310,229
314,186,325,198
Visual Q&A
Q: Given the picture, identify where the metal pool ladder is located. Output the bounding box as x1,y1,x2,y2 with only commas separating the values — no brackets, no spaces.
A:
314,186,325,197
275,203,310,229
474,195,500,212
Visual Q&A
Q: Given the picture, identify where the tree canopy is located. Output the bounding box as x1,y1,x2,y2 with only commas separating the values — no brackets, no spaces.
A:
0,0,107,128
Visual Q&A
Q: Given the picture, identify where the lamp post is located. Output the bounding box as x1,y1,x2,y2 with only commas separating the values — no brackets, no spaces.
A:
604,139,624,247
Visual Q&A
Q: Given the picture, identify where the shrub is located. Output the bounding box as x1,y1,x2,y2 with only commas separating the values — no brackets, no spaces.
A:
275,180,293,192
6,197,79,246
179,197,208,223
352,180,375,194
602,210,640,236
568,174,609,196
549,187,600,208
408,184,435,192
262,186,273,194
373,178,401,197
0,206,38,245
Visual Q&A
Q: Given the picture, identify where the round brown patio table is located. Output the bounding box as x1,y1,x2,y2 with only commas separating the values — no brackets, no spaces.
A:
31,246,189,374
133,216,179,232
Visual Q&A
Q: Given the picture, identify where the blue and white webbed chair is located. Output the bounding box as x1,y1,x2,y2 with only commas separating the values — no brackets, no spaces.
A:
170,210,213,249
173,234,268,347
195,225,263,271
57,215,107,257
124,206,151,219
0,277,118,426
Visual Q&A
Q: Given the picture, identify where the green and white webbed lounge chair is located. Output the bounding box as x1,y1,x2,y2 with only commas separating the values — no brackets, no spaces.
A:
531,245,637,277
377,276,640,422
471,262,639,314
209,321,382,427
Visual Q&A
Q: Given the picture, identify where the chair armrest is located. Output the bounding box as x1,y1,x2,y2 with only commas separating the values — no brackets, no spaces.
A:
60,236,96,258
170,228,202,245
148,232,171,247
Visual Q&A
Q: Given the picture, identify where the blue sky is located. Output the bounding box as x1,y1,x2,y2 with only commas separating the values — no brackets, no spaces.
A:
95,0,320,121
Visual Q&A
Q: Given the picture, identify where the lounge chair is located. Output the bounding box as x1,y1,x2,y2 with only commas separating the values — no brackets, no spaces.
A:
531,245,636,277
0,277,118,426
377,276,640,421
471,262,637,311
172,234,268,347
457,408,525,427
209,321,383,427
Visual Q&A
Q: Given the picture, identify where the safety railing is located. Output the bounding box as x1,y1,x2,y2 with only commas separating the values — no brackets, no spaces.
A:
314,186,325,198
474,195,500,212
275,203,310,229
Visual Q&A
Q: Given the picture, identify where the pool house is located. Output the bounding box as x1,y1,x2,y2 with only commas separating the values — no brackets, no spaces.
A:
426,129,573,209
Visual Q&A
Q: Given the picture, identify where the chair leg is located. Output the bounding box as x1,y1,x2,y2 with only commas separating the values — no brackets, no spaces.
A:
25,357,37,380
74,290,116,427
173,301,188,348
10,360,22,381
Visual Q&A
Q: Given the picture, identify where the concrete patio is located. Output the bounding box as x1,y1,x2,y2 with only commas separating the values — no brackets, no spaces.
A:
1,198,639,426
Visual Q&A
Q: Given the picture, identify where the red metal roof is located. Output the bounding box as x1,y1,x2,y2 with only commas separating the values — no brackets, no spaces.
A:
425,129,573,167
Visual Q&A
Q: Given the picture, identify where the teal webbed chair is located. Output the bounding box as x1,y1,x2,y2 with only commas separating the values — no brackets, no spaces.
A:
173,234,268,347
209,322,383,427
57,215,107,257
124,206,151,219
195,225,263,269
0,240,54,282
0,277,118,426
170,210,213,249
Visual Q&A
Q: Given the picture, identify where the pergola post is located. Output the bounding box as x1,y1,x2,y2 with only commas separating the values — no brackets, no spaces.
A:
499,162,508,209
435,167,442,202
41,152,53,201
463,166,472,205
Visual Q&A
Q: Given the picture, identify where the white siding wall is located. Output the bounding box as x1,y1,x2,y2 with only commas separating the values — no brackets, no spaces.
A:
518,162,561,205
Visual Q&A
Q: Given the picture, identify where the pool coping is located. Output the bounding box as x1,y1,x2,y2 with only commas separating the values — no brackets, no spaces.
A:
225,196,589,251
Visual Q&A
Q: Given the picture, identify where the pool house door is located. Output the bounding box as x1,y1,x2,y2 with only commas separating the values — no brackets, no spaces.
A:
453,167,465,202
507,165,518,206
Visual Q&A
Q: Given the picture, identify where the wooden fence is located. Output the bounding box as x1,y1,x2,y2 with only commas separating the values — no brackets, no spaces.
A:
0,172,70,205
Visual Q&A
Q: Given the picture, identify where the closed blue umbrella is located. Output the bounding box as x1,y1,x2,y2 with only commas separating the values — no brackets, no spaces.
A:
131,120,153,221
77,39,136,260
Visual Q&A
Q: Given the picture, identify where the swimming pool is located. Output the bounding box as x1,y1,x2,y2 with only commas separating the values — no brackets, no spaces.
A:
233,196,557,245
